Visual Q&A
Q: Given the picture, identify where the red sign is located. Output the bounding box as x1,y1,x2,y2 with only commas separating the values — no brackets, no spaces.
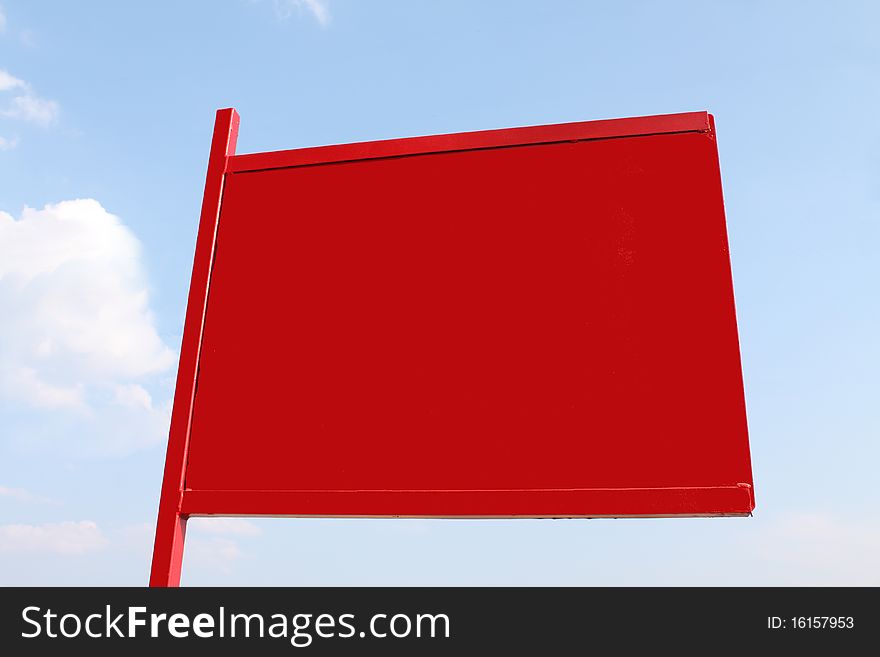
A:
151,109,754,586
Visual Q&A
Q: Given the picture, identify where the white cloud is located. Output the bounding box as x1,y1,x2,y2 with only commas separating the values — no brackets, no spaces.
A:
116,522,155,551
0,485,33,502
179,518,264,578
0,485,56,504
188,518,263,536
111,520,257,580
300,0,330,25
0,134,18,150
0,68,59,126
271,0,331,26
0,69,24,91
114,383,156,411
0,520,108,555
0,199,176,452
744,512,880,585
2,93,59,125
185,537,243,575
6,366,86,410
0,200,176,387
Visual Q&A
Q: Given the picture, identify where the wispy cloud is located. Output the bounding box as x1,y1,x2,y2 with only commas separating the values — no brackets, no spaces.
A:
113,520,261,579
2,93,59,125
181,519,265,577
267,0,331,26
0,520,108,555
0,485,57,505
0,69,25,92
6,366,86,410
189,518,263,536
744,512,880,585
179,519,266,578
0,68,59,126
185,537,243,575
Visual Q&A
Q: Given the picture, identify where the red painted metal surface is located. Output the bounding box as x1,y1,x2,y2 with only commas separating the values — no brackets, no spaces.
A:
151,109,753,585
150,108,239,587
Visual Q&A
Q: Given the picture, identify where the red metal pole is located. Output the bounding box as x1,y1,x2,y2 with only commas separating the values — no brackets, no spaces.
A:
149,108,239,586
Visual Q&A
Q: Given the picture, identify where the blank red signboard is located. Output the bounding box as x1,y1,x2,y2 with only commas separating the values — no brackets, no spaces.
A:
151,109,754,585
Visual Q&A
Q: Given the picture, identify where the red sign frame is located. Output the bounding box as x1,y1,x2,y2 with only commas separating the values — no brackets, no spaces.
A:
150,109,754,586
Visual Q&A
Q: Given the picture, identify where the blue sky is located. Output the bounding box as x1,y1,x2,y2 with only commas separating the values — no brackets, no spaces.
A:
1,0,878,585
